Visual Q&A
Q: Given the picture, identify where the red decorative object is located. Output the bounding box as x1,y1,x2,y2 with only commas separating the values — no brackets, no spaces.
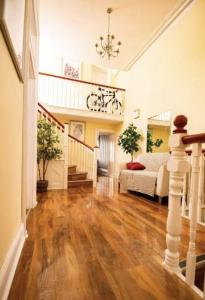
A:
127,162,145,170
173,115,188,134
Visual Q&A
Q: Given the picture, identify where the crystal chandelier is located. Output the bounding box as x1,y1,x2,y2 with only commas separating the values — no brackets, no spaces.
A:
95,8,122,59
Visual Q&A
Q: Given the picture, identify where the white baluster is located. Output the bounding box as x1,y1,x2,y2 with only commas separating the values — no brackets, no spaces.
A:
70,139,73,165
163,115,189,274
181,173,187,217
187,155,192,218
59,78,63,107
65,79,68,107
63,124,69,189
93,147,99,187
68,137,71,166
186,143,202,285
197,154,204,223
62,79,67,107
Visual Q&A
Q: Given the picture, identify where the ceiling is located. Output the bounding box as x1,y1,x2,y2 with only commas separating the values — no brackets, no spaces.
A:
39,0,192,71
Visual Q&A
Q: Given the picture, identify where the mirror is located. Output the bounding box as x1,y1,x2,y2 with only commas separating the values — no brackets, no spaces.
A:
147,112,171,153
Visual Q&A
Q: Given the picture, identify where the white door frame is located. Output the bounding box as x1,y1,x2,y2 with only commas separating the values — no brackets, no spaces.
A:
21,0,39,230
96,129,117,178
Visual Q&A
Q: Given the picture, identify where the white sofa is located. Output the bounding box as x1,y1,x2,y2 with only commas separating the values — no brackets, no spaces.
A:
119,153,170,204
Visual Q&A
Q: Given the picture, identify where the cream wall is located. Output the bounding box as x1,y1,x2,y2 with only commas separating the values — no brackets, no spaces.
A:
39,54,117,86
0,32,23,267
56,115,118,147
116,0,205,165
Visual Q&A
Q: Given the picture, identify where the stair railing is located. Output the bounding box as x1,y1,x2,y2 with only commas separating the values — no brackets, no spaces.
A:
181,150,205,224
38,102,67,188
38,102,65,153
38,103,99,188
163,115,205,298
38,72,125,116
68,134,99,187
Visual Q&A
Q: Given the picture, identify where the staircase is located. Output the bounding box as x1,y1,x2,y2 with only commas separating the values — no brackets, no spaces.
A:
67,165,93,188
38,102,98,190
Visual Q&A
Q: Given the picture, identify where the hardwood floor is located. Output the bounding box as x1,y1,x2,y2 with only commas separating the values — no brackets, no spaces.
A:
8,177,205,300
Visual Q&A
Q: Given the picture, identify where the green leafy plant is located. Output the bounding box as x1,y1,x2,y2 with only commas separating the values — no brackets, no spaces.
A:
118,123,142,162
147,129,163,153
37,119,63,181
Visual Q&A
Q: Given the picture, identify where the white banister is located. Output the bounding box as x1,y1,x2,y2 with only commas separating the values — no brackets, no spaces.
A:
197,154,204,223
164,115,205,297
63,124,69,189
93,147,99,187
181,173,187,217
163,115,190,273
186,143,202,285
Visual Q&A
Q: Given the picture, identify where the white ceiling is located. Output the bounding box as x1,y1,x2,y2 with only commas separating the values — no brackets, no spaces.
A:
39,0,192,71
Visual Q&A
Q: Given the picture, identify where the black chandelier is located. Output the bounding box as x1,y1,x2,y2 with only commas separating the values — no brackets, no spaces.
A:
95,8,122,59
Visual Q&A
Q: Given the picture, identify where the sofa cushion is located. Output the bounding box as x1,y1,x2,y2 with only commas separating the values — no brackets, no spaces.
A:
127,162,145,170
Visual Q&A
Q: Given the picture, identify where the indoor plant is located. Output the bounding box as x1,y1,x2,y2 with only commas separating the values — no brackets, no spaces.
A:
147,129,163,152
37,119,63,192
118,123,142,162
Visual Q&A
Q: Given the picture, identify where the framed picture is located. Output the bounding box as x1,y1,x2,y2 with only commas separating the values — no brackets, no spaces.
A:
70,121,85,142
62,59,80,79
0,0,25,81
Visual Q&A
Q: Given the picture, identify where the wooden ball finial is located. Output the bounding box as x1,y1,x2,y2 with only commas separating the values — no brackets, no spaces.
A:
173,115,187,133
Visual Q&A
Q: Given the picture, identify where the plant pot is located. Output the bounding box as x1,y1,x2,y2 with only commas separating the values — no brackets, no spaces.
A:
37,180,48,193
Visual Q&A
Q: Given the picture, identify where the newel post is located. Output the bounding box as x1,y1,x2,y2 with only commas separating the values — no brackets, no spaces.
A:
163,115,190,273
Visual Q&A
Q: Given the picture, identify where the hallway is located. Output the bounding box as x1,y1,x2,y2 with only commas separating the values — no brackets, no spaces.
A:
9,177,204,299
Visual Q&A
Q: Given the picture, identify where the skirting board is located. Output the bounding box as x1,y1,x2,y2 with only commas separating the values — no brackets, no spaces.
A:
0,223,26,300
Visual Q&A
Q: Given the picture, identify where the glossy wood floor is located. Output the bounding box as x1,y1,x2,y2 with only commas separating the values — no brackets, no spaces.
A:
9,177,205,300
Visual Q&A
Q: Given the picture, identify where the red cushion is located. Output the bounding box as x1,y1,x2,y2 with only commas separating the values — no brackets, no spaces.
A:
127,162,146,170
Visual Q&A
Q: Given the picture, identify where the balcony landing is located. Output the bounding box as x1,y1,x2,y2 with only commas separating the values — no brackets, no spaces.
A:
44,104,124,124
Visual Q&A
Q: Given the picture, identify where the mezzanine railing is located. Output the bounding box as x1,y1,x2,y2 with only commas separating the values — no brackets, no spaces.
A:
38,72,125,116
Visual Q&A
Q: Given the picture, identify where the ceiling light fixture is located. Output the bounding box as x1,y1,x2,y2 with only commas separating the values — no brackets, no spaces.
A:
95,8,122,60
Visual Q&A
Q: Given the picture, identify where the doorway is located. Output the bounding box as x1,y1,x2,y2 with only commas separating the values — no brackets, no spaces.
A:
96,130,116,177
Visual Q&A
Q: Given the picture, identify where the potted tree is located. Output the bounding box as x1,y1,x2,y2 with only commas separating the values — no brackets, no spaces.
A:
118,123,142,162
37,119,63,193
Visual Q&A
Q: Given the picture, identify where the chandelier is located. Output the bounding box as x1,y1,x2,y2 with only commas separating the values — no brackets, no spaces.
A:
95,8,122,59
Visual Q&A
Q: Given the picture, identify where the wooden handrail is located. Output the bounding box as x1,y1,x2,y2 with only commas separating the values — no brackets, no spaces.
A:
38,102,65,131
38,109,64,132
68,134,94,151
182,134,205,145
38,103,95,151
39,72,126,91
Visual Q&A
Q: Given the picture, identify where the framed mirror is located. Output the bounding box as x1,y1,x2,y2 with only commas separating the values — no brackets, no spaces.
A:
0,0,25,81
147,111,171,153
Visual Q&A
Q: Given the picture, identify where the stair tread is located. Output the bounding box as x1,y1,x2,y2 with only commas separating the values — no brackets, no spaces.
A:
68,179,93,183
68,172,87,175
